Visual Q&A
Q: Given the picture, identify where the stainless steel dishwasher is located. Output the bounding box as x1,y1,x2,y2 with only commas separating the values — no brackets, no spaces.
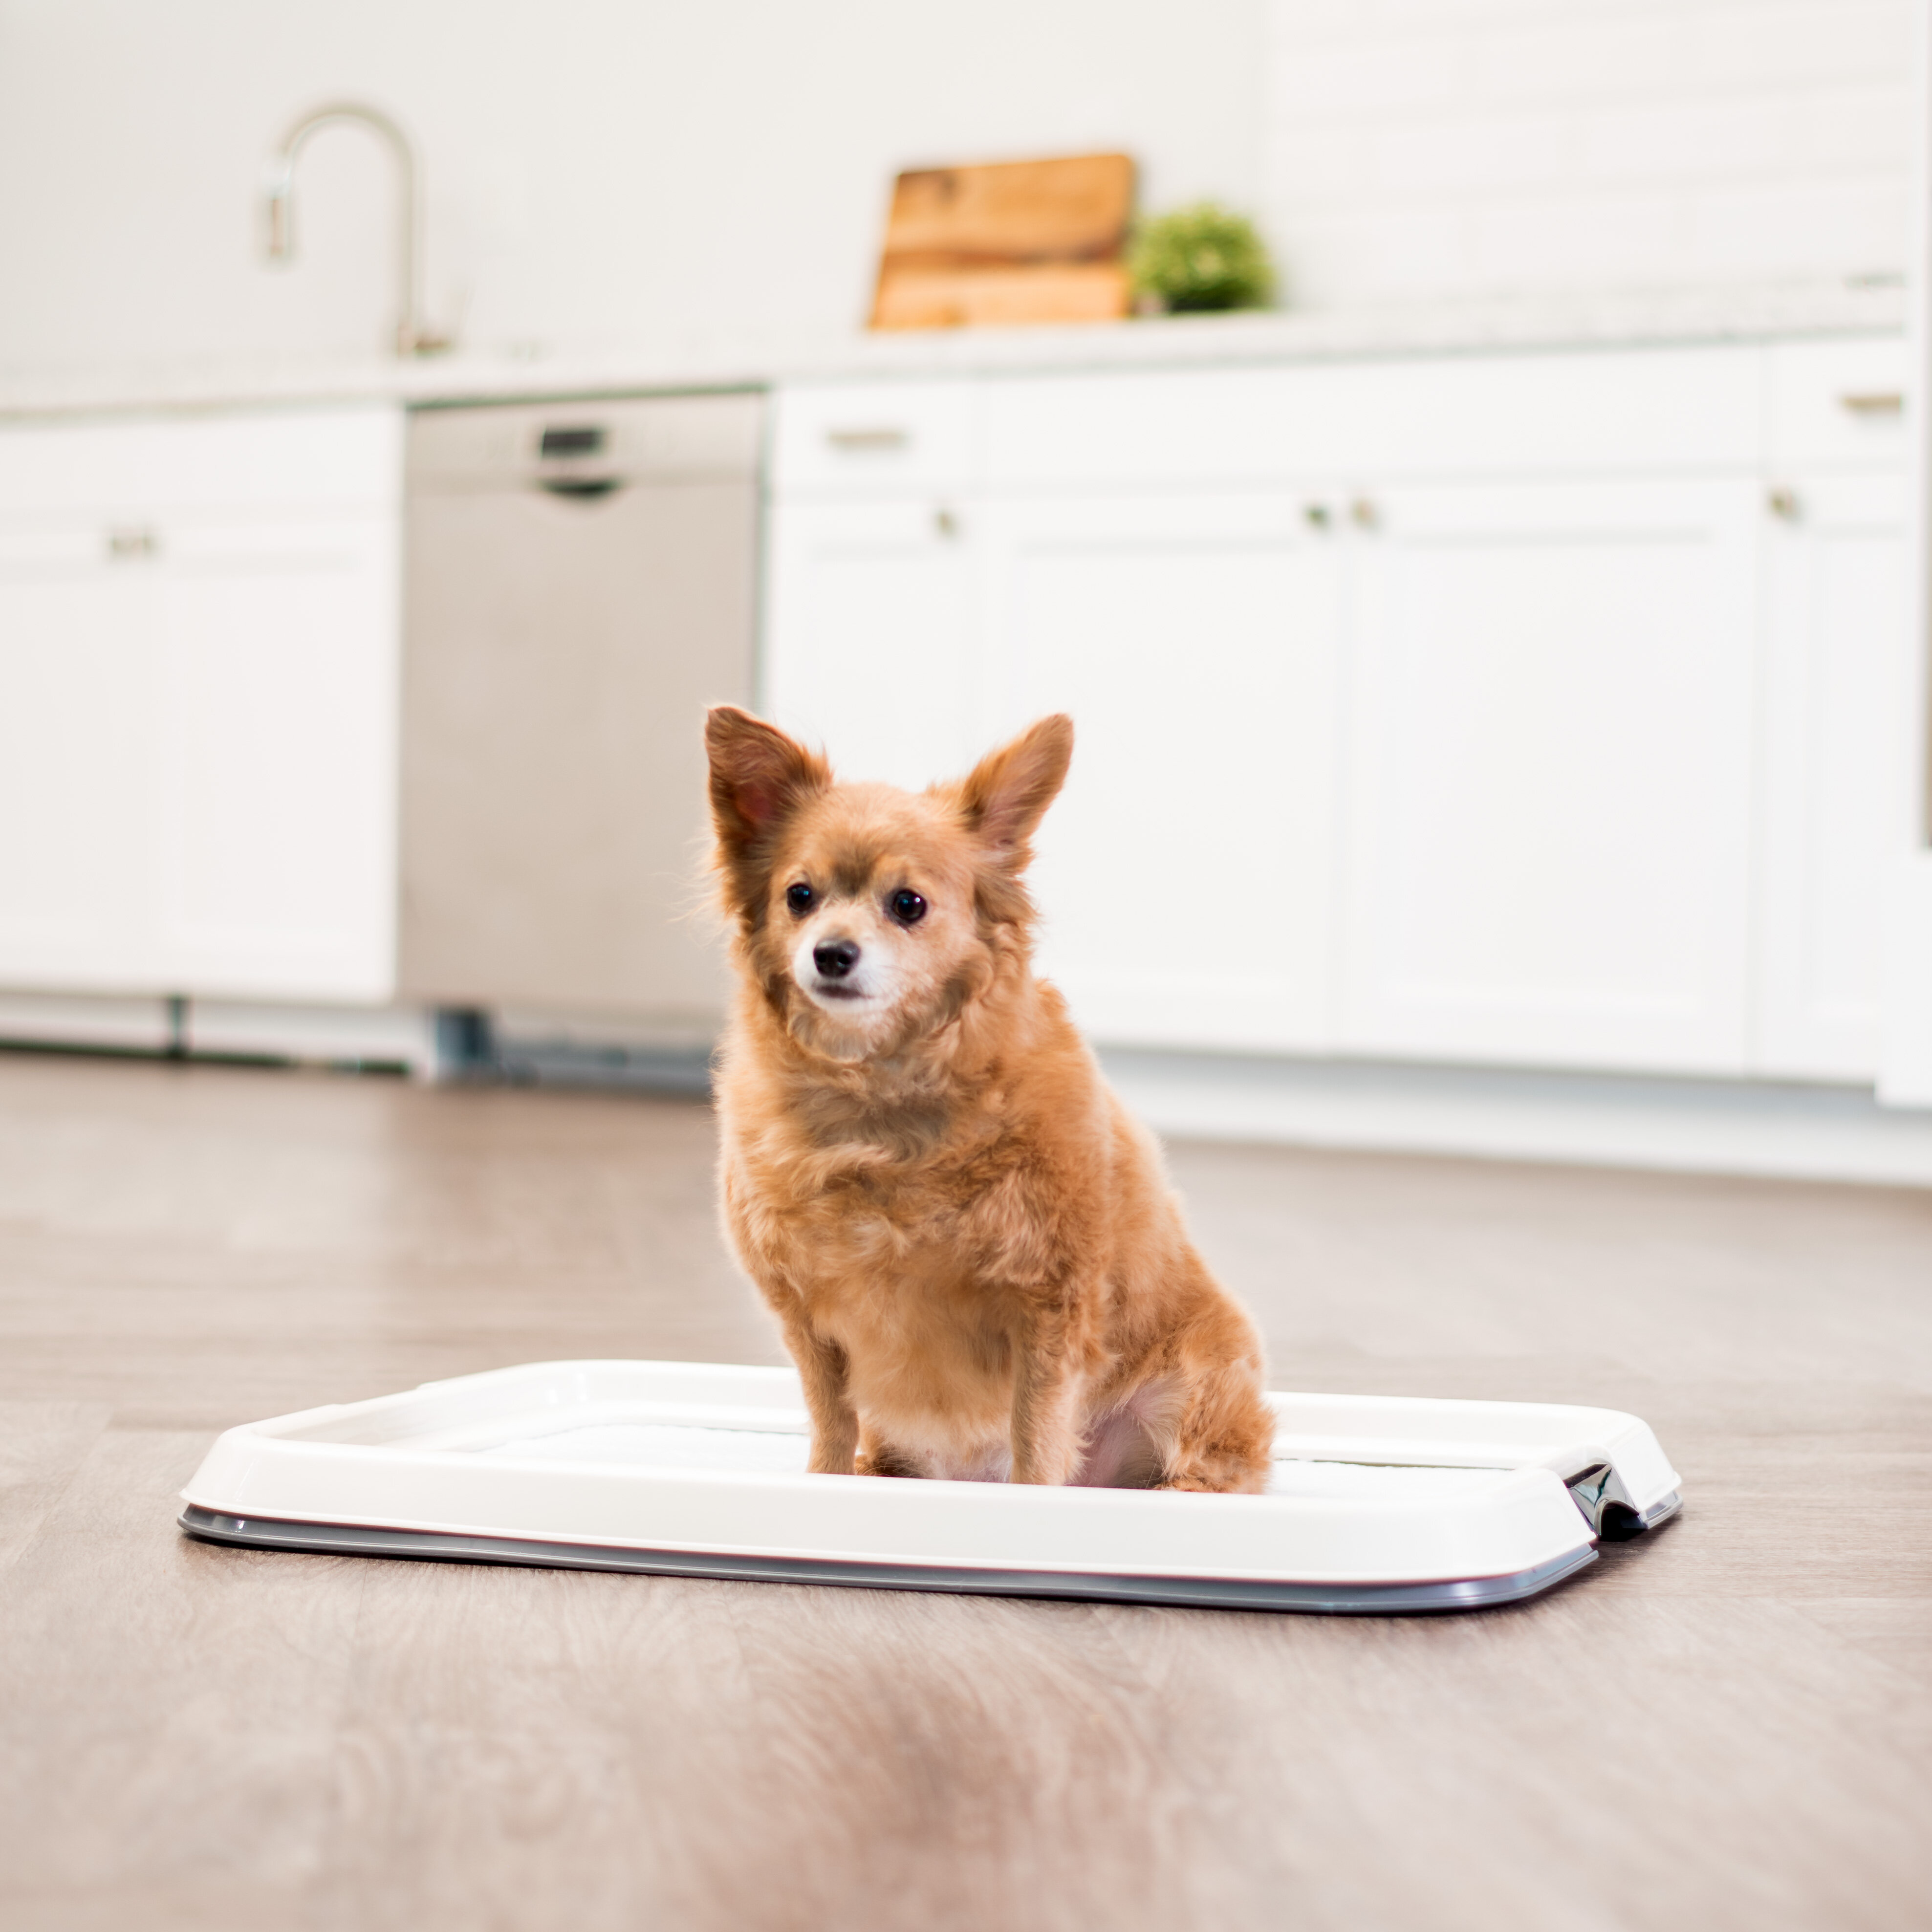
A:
400,392,761,1081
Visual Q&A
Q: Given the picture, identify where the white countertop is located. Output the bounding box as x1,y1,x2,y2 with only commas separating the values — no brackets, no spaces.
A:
0,278,1906,419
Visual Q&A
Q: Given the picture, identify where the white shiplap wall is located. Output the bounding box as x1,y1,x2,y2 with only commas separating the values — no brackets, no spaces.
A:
1262,0,1916,307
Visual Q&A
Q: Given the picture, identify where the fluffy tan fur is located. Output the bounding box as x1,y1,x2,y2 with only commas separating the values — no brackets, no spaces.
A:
704,706,1274,1493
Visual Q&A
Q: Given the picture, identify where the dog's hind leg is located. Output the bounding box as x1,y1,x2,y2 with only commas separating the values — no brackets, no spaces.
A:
1152,1357,1275,1495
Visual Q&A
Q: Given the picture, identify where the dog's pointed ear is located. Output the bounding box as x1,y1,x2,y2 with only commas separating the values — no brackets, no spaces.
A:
957,715,1073,865
705,706,828,858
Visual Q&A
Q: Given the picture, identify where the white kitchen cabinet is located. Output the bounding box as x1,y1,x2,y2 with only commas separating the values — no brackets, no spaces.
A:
1337,479,1764,1075
155,516,399,1000
0,528,164,987
765,342,1918,1086
0,406,401,1002
1755,473,1914,1079
761,497,985,790
982,491,1346,1051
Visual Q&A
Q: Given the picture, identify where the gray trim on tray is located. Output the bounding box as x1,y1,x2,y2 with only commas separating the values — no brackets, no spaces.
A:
179,1505,1606,1614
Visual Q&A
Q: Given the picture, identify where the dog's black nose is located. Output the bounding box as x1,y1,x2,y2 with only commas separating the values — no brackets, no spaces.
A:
813,940,860,980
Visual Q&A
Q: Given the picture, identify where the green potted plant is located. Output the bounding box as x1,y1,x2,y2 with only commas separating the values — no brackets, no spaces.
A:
1129,203,1276,314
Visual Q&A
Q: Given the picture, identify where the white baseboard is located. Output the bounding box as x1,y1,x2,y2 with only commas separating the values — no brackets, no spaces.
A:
189,999,435,1072
1880,851,1932,1107
1101,1048,1932,1187
0,990,172,1051
8,988,1930,1184
0,989,435,1074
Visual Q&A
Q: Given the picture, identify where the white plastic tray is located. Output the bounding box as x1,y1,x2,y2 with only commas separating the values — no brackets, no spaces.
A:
178,1360,1682,1614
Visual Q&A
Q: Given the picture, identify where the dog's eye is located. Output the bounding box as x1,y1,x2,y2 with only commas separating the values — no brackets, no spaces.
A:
890,890,927,925
785,883,814,915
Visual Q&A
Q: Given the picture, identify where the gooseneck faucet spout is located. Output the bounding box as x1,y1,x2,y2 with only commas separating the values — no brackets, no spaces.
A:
262,102,450,358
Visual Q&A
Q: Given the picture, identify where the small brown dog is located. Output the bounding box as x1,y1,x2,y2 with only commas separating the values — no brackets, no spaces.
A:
704,705,1274,1493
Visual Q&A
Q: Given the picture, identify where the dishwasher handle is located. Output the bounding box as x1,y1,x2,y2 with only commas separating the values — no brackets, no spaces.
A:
536,475,625,501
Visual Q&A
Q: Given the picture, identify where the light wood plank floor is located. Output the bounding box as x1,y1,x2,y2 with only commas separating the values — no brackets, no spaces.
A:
0,1051,1927,1931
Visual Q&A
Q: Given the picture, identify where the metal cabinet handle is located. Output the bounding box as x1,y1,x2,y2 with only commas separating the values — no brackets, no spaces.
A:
106,526,159,560
1839,392,1903,415
826,428,910,452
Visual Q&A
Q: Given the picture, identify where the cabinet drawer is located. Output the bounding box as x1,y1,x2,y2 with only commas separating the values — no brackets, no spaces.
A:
770,381,978,496
1767,337,1910,473
982,346,1763,490
0,522,119,569
0,404,402,518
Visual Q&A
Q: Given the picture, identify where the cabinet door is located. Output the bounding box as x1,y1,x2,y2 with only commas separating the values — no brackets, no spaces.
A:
154,517,400,1001
1756,474,1914,1080
0,528,164,990
762,497,985,790
985,492,1346,1052
1341,480,1761,1074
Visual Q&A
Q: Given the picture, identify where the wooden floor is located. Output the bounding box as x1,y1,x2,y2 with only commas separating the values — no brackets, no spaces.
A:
0,1051,1928,1932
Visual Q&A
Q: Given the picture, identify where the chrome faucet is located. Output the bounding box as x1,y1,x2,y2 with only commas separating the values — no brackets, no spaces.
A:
262,102,450,357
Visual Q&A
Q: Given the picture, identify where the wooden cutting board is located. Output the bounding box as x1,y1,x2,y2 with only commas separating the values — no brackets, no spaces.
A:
870,153,1135,330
